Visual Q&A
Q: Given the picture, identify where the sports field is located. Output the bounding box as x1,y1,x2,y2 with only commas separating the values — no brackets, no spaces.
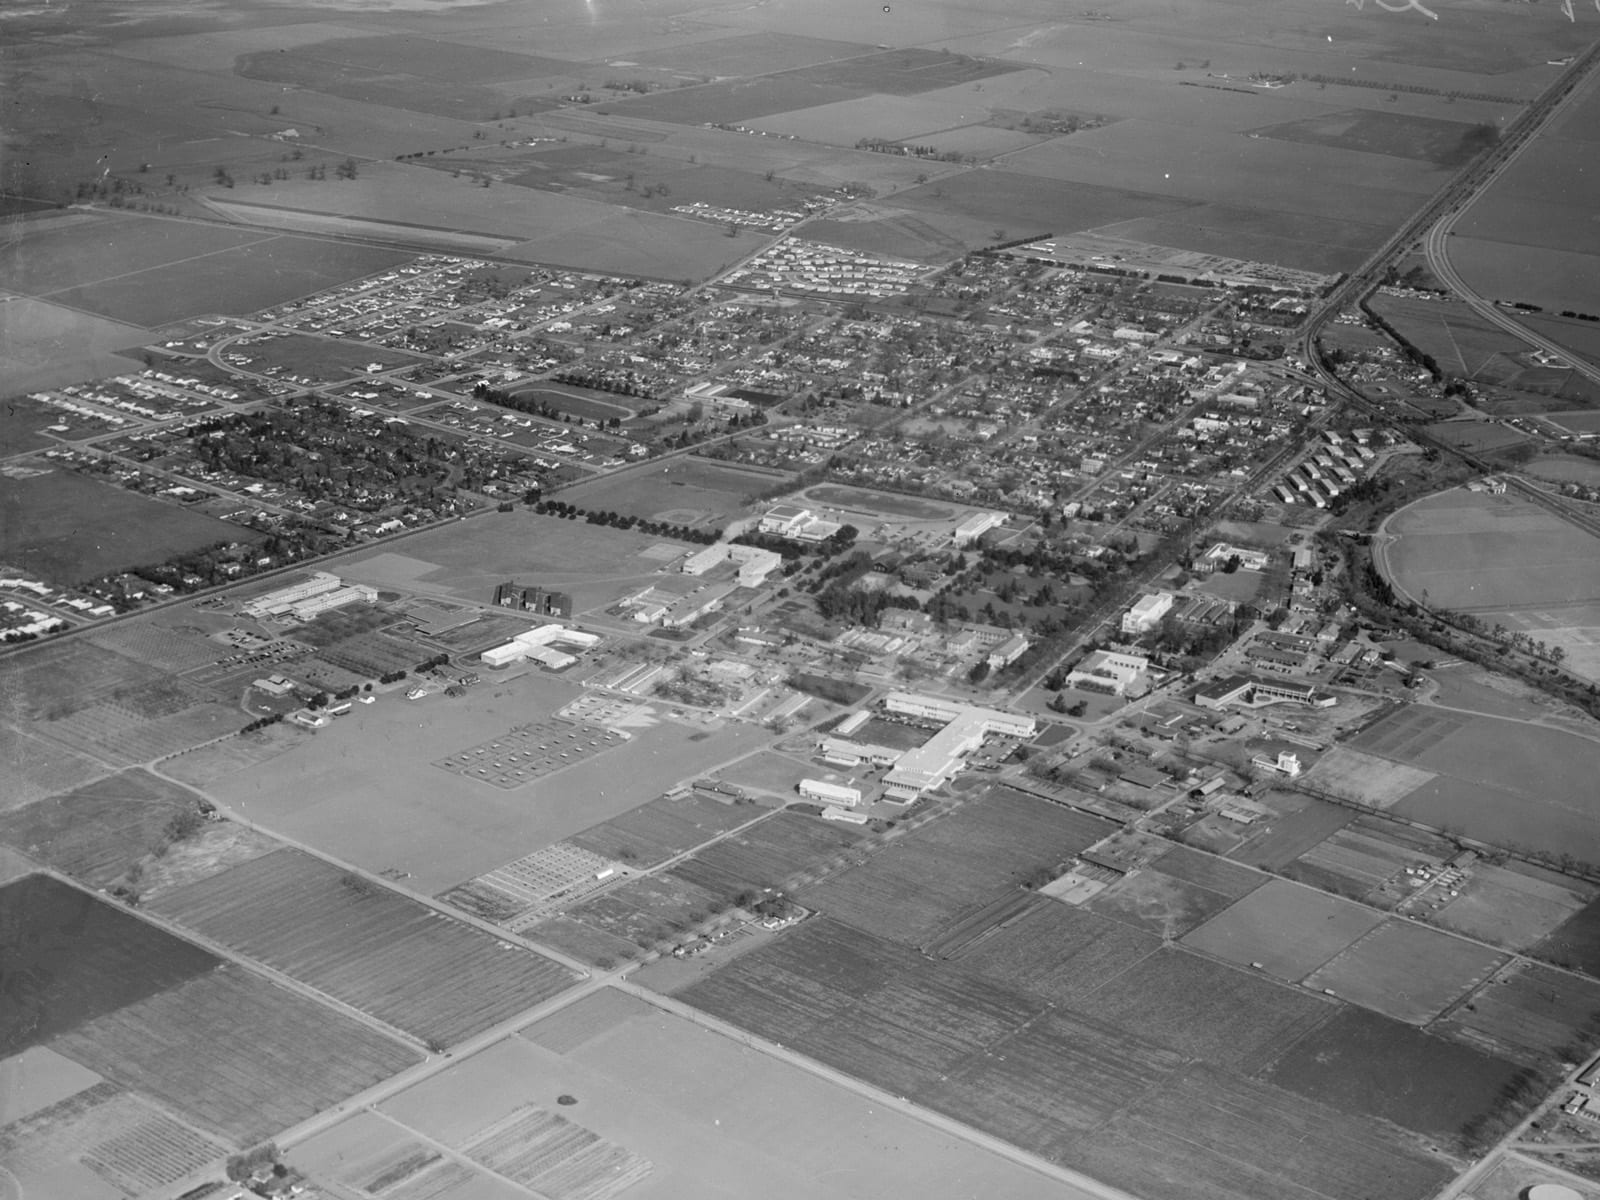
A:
295,988,1111,1200
559,457,792,529
1381,489,1600,681
0,467,259,587
1182,878,1385,981
150,848,577,1046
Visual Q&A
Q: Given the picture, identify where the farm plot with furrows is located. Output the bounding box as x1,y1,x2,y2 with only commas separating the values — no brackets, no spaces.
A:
1265,1006,1526,1140
77,1102,228,1195
86,621,223,672
557,872,724,952
921,1009,1185,1155
149,849,577,1045
1067,947,1336,1074
0,768,207,886
568,792,758,866
1226,795,1355,871
667,811,872,898
796,787,1116,945
1431,961,1600,1065
463,1106,651,1200
385,1161,480,1200
52,965,420,1145
41,699,241,766
953,901,1162,1001
1,640,165,723
785,971,1045,1099
1078,1064,1453,1200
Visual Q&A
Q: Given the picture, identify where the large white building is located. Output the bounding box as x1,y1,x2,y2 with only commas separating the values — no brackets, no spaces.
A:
952,511,1007,546
481,623,601,669
758,503,842,543
1064,651,1150,697
878,693,1037,801
681,543,783,587
243,571,344,619
1121,592,1174,636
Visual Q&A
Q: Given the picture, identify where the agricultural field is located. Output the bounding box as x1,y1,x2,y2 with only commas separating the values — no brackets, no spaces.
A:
1535,898,1600,978
1224,791,1356,870
559,457,792,529
1303,919,1507,1024
667,809,873,899
0,874,218,1056
795,785,1116,947
0,723,106,811
1282,816,1457,904
1253,109,1503,167
0,210,412,328
546,871,724,960
0,465,261,587
1085,867,1250,940
1182,877,1386,981
306,989,1100,1200
1066,947,1336,1074
0,768,209,886
954,900,1163,1002
1350,702,1600,863
564,789,769,868
712,748,829,798
1431,960,1600,1066
1265,1006,1525,1141
1431,860,1594,950
148,848,578,1046
53,964,421,1145
1382,489,1600,682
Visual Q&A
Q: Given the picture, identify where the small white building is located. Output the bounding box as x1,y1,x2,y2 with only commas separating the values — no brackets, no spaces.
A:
799,779,863,807
1251,750,1303,778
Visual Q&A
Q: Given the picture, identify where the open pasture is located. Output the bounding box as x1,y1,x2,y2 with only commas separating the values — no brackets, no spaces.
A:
1149,843,1265,898
560,457,790,528
0,297,148,396
198,663,768,891
621,31,877,77
521,988,656,1056
1252,109,1498,166
0,466,258,587
954,901,1162,1002
0,874,217,1057
0,724,106,811
1451,236,1600,321
668,810,871,899
713,748,827,797
1182,877,1385,981
1066,947,1335,1074
1264,1006,1524,1140
523,916,646,970
1432,961,1600,1066
360,992,1091,1200
1075,1064,1452,1200
0,768,206,886
1085,868,1244,940
796,786,1116,947
54,964,420,1145
1304,746,1436,813
567,789,767,867
1434,861,1593,950
42,692,243,767
1304,920,1507,1024
150,847,577,1046
0,1045,104,1129
1370,293,1535,382
1536,897,1600,978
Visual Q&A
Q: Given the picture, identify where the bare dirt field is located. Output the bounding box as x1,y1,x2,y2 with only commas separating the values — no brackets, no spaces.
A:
1182,877,1385,981
1304,919,1507,1024
337,991,1106,1200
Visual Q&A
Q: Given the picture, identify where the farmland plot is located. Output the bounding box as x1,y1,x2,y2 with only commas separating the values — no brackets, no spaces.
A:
667,810,872,898
150,848,577,1046
1431,961,1600,1065
551,872,723,955
568,790,760,866
1304,920,1507,1024
953,901,1162,1002
53,965,420,1145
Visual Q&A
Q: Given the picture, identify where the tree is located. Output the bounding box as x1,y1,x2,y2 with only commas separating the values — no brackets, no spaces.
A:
335,157,359,180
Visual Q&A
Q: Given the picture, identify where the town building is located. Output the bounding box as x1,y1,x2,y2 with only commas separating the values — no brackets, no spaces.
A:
798,779,863,807
1121,591,1174,635
952,511,1006,546
987,633,1031,672
681,543,783,587
1064,650,1150,696
1193,674,1336,710
758,503,843,543
480,623,600,669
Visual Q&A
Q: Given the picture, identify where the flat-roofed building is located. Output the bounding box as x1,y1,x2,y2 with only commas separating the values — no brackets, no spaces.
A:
1065,651,1149,696
798,779,863,807
952,511,1006,546
1121,591,1174,635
